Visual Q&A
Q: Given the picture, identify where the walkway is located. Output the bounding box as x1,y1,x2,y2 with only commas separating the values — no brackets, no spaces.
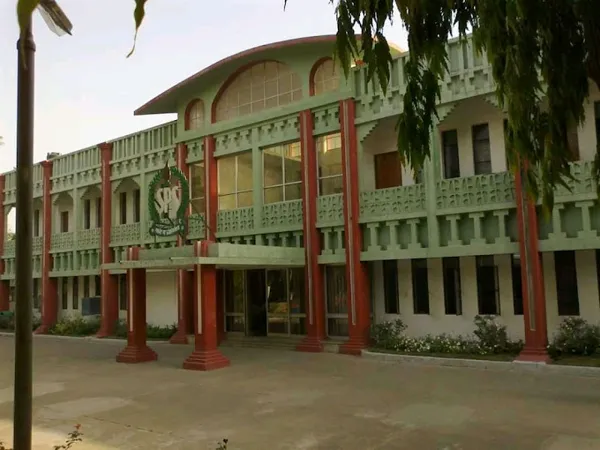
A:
1,335,600,449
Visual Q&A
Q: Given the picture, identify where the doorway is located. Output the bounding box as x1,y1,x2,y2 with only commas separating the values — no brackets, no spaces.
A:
246,269,267,336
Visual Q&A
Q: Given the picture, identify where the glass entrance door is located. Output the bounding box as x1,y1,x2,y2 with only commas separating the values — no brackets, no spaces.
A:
266,268,307,336
223,270,245,333
325,265,349,337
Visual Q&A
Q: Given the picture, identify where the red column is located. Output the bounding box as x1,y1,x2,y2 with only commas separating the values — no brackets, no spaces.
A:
183,240,230,371
514,162,550,362
116,246,157,363
297,110,326,352
339,99,370,356
203,135,225,342
35,160,57,334
97,142,119,337
0,175,9,311
171,143,193,344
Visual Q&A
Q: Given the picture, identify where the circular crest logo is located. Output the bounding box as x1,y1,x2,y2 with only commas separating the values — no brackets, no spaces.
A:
148,162,190,238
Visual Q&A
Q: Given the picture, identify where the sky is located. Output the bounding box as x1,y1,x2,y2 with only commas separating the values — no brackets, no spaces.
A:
0,0,409,173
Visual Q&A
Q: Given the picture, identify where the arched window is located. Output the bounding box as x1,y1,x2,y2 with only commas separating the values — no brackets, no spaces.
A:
215,61,302,122
312,59,340,96
185,99,204,131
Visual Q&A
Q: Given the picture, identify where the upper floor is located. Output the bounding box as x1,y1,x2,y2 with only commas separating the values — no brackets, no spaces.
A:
1,35,600,279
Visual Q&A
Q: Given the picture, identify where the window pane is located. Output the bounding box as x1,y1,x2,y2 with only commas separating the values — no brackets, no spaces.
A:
284,183,302,201
218,194,236,211
236,152,253,191
263,147,283,187
443,257,462,315
383,260,399,314
218,157,236,195
264,186,283,204
317,134,342,177
511,255,523,315
326,266,347,314
319,176,343,196
289,268,305,314
191,197,205,215
555,251,580,316
442,129,460,179
237,191,253,208
191,162,205,200
412,259,429,314
284,142,302,183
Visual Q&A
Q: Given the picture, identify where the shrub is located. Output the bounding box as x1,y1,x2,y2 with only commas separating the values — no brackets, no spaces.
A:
370,319,406,350
473,315,523,354
112,319,177,340
0,314,42,332
550,317,600,356
49,316,101,337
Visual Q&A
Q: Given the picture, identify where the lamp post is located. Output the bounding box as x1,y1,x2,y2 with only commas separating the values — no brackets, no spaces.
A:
13,3,71,449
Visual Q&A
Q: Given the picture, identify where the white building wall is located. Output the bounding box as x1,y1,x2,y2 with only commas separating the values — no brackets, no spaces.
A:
146,270,178,327
372,251,600,341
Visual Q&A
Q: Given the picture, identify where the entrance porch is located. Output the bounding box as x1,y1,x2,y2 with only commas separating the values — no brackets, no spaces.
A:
103,241,305,370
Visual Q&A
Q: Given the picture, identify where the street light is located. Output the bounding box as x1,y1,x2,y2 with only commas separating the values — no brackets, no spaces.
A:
13,2,71,449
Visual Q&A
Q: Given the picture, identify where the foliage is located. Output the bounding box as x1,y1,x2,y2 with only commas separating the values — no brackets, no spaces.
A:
549,317,600,357
49,316,100,337
0,314,41,332
371,316,523,356
113,319,177,340
0,425,82,450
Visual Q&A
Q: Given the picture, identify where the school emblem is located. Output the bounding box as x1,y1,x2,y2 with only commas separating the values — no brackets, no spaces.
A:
148,162,190,238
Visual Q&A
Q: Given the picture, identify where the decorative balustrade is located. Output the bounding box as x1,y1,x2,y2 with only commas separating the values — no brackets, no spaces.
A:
32,236,43,255
217,207,254,236
436,172,516,213
3,240,15,258
110,223,141,246
554,160,595,201
262,200,303,231
50,232,74,252
76,228,101,249
51,146,102,192
316,194,343,226
359,184,426,222
188,214,207,240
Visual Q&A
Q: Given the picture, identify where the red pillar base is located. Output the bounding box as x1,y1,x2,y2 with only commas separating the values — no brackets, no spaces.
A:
169,331,190,345
183,349,230,371
116,345,158,364
34,324,52,335
339,336,368,356
515,346,551,364
296,336,324,353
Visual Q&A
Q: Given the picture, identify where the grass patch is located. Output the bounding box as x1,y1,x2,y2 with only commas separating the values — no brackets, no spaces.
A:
368,348,516,361
551,355,600,367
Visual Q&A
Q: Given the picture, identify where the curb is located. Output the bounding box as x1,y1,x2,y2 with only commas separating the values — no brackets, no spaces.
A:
361,350,600,378
0,332,178,346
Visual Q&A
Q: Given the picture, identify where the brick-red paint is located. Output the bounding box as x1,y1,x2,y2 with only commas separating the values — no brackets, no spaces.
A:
116,247,157,363
0,175,8,311
339,99,370,355
183,241,230,371
35,160,57,334
97,143,119,338
296,109,326,352
514,162,550,362
171,143,193,344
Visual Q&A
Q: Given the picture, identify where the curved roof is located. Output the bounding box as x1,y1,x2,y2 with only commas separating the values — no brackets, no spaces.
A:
134,34,403,116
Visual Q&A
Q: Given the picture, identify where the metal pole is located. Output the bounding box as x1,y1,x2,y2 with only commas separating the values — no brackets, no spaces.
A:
13,22,35,450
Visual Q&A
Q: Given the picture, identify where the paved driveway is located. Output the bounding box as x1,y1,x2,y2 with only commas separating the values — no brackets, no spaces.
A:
1,335,600,449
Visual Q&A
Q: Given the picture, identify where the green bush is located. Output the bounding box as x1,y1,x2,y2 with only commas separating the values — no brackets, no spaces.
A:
550,317,600,357
0,314,42,332
49,316,101,337
112,319,177,340
370,316,523,356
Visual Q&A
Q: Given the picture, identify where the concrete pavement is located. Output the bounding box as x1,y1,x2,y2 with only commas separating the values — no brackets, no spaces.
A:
1,335,600,449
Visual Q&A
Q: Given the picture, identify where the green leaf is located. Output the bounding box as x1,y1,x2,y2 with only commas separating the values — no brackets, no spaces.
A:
127,0,148,58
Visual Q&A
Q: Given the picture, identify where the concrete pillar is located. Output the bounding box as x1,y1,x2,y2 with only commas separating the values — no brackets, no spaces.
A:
35,160,58,334
0,175,9,311
97,142,119,337
297,109,326,352
116,247,157,363
183,241,230,371
338,98,370,355
171,143,193,344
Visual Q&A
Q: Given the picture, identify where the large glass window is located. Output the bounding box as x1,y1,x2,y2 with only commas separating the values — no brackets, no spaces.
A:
190,162,205,214
383,260,399,314
313,59,340,95
325,265,348,337
442,129,460,179
186,99,204,131
316,133,343,196
218,152,253,210
224,270,245,332
265,269,306,335
472,123,491,175
263,142,302,204
555,251,580,316
412,259,429,314
476,255,500,315
215,62,302,122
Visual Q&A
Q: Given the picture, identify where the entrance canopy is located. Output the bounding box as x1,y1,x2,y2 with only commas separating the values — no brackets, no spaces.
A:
103,242,305,272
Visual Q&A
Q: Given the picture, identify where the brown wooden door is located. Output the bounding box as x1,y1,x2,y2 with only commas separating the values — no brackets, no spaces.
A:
374,152,402,189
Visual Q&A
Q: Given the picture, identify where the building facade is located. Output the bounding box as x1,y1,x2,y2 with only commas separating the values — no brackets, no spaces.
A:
1,35,599,367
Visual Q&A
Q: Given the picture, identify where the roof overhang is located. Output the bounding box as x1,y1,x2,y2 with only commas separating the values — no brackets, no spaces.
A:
134,35,404,116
